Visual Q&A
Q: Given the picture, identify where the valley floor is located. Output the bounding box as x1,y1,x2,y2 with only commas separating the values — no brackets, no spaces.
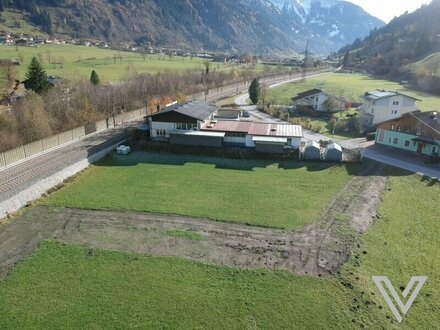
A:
0,152,438,328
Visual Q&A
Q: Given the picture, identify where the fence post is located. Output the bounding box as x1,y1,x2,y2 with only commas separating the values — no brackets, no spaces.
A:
22,145,26,158
2,152,6,166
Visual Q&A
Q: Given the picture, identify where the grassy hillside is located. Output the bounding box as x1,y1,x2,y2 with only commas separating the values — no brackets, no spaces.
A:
1,172,439,328
407,52,440,77
0,44,211,83
269,73,440,112
0,10,47,37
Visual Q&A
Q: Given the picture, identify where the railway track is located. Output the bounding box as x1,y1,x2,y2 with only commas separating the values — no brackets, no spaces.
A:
0,126,132,203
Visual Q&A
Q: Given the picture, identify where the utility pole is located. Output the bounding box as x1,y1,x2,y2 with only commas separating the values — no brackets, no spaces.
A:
301,40,309,82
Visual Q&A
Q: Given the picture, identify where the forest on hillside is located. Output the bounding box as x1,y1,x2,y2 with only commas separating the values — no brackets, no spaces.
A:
340,0,440,95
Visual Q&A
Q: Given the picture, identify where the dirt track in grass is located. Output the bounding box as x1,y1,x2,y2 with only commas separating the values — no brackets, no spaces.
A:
0,164,387,279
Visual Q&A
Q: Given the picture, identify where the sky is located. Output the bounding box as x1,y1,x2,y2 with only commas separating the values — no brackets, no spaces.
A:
347,0,432,22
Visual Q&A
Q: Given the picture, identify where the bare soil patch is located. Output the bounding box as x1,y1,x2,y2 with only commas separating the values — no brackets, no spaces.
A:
0,164,387,278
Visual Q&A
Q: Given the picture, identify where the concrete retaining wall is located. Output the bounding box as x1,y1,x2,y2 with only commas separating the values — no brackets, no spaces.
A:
0,138,127,220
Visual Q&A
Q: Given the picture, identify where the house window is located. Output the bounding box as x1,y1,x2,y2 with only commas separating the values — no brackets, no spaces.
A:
156,129,166,136
397,125,401,132
390,125,395,131
416,129,421,136
393,138,399,144
433,146,437,153
404,140,410,147
392,101,399,106
176,123,196,130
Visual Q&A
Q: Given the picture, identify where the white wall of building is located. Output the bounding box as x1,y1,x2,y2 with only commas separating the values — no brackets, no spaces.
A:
150,121,176,138
314,93,329,111
362,95,417,125
245,135,302,148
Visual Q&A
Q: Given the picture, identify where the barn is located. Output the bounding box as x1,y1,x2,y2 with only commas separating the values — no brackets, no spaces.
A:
304,140,321,160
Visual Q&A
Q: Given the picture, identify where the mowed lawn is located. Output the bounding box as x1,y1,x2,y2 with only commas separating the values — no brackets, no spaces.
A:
269,73,440,112
1,172,439,328
44,152,359,229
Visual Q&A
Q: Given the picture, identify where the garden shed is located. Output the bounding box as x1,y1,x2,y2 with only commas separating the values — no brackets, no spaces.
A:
324,143,343,162
304,140,321,160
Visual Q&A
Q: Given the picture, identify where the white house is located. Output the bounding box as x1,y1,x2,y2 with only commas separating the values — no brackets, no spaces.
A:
359,90,420,131
292,89,328,112
147,100,219,140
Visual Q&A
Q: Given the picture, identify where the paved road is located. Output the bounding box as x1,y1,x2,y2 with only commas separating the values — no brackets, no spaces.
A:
234,71,346,144
362,144,440,179
0,123,136,204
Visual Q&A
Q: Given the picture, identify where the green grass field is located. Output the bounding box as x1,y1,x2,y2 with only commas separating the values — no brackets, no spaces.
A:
0,44,217,82
0,240,351,329
44,152,359,229
1,172,438,329
269,73,440,112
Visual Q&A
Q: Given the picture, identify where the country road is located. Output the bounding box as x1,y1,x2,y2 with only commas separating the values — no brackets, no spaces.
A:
234,71,339,143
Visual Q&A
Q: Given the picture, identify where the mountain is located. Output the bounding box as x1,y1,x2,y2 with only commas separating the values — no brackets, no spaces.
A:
270,0,385,49
339,0,440,94
1,0,384,55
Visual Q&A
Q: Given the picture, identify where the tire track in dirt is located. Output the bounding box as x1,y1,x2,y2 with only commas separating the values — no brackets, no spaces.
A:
0,164,388,279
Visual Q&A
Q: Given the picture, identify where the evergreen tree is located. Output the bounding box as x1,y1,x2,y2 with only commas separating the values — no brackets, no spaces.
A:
343,51,351,67
249,78,260,105
90,70,100,85
24,56,50,94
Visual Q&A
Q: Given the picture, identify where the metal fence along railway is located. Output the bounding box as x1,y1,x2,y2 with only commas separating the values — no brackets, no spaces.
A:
0,108,146,170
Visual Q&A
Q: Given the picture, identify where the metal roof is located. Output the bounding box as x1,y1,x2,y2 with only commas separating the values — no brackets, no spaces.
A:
202,121,252,132
363,90,421,102
169,130,225,138
201,120,303,137
149,100,218,121
252,136,287,144
249,123,303,138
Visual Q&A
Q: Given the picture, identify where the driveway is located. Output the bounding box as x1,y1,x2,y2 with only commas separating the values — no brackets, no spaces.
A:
233,73,357,145
362,144,440,179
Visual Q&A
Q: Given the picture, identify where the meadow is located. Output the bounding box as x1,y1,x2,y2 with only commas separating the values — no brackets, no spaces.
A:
269,73,440,112
1,172,438,329
44,152,359,229
0,44,217,82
